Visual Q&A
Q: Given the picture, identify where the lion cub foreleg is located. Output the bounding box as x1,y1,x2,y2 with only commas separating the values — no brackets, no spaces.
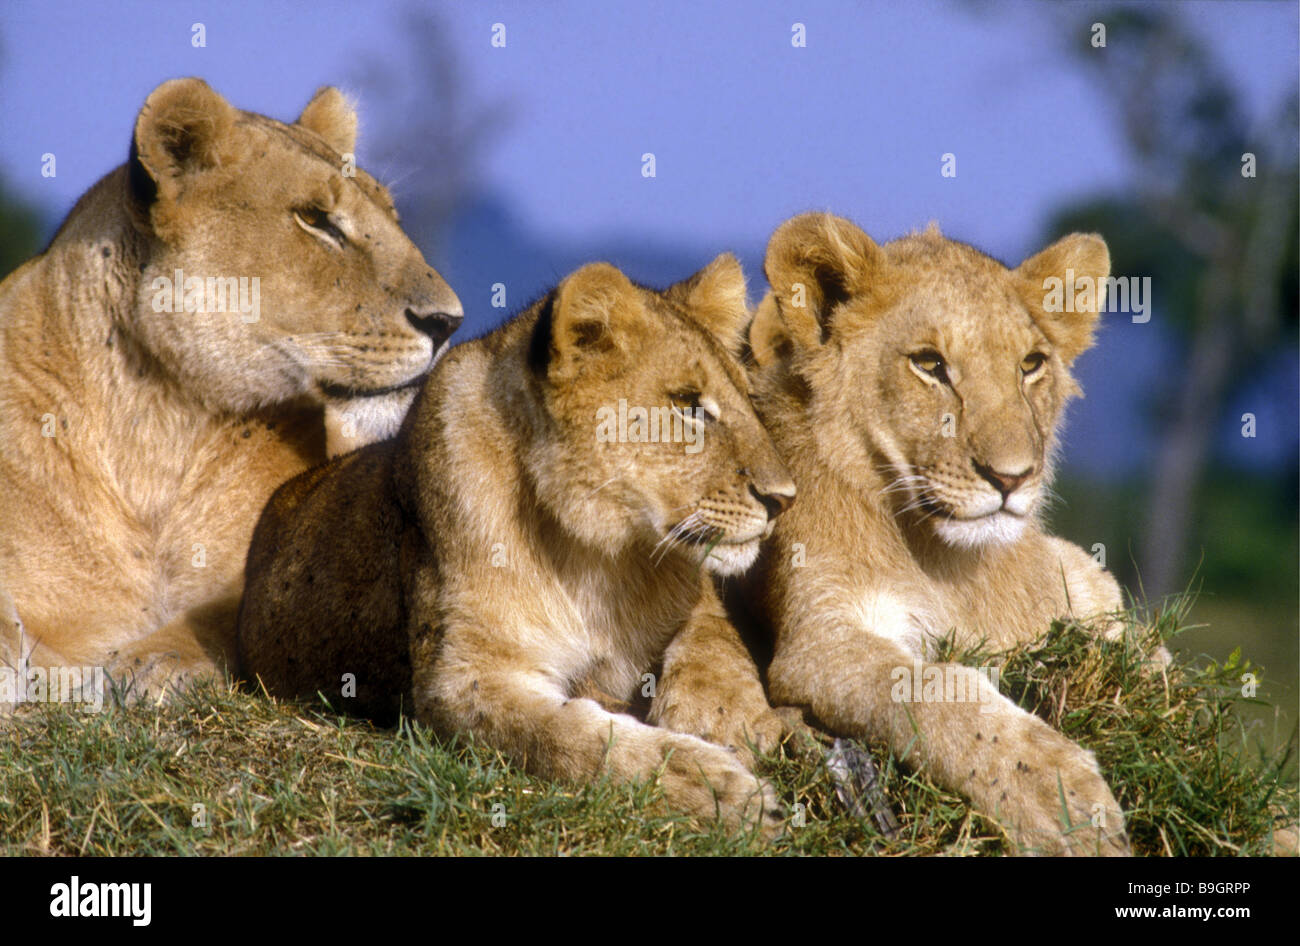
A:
769,622,1130,855
648,582,785,764
414,622,779,831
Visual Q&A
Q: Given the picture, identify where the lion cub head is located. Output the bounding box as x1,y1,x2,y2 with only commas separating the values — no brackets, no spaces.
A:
528,255,795,575
751,213,1109,549
128,78,461,418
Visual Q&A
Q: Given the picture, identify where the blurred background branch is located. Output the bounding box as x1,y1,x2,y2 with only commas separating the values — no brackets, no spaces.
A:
1049,7,1298,606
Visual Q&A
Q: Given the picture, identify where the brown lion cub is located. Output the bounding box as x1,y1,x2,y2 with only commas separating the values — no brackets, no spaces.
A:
0,78,460,707
237,256,794,828
740,213,1133,854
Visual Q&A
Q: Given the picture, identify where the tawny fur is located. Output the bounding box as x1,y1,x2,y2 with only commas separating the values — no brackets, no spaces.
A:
733,213,1136,854
238,256,795,829
0,79,461,704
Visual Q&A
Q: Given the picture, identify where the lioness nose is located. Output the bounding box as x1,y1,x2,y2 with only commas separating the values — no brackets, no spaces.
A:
750,481,796,520
973,460,1032,499
406,304,463,340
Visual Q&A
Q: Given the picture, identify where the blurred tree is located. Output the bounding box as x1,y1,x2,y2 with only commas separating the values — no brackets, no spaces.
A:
349,5,510,261
0,173,43,280
0,32,46,279
1047,7,1299,600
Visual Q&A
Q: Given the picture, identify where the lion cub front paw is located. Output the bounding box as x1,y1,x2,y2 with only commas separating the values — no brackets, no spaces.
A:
650,680,786,765
656,733,783,835
982,720,1129,856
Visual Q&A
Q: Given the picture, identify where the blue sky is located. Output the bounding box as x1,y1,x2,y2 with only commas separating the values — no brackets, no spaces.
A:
1,0,1296,477
2,0,1294,259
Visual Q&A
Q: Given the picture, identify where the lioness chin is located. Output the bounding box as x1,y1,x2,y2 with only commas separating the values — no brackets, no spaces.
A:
238,255,795,831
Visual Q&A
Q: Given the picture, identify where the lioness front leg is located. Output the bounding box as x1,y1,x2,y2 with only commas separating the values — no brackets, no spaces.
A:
770,629,1129,855
648,583,785,764
418,658,780,832
105,595,239,701
0,590,219,710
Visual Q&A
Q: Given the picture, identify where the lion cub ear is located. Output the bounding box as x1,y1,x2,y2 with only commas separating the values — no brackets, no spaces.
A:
663,253,749,358
763,212,887,350
749,293,793,368
297,87,358,156
548,263,648,379
1015,233,1111,364
133,78,241,195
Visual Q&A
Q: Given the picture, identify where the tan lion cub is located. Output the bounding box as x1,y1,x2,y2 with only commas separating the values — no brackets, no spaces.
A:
237,256,794,828
739,213,1133,854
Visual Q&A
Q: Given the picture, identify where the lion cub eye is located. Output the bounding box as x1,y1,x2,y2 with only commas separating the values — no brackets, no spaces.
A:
1020,352,1047,377
293,206,347,250
909,351,949,384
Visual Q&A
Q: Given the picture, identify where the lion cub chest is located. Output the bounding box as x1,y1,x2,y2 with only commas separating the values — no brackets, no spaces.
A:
552,555,695,704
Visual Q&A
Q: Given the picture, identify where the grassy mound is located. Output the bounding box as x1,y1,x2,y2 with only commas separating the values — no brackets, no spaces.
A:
1,605,1294,856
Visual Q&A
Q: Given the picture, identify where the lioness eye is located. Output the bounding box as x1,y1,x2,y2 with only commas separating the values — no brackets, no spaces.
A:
909,351,948,382
1021,352,1046,375
293,206,347,249
670,390,716,422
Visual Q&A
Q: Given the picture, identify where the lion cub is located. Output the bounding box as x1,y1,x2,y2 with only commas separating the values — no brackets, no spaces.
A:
737,213,1133,854
238,256,794,828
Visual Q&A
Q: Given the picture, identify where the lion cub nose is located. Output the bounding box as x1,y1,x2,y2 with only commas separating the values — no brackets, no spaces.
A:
973,460,1032,499
749,481,797,520
406,304,464,340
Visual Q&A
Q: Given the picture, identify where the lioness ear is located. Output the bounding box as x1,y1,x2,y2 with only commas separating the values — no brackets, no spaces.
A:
664,253,749,358
763,212,887,350
297,87,358,156
133,78,240,193
1015,233,1110,364
548,263,647,378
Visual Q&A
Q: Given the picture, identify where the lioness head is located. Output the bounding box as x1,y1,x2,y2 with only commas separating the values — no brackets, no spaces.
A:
752,213,1108,549
128,78,462,415
528,255,795,575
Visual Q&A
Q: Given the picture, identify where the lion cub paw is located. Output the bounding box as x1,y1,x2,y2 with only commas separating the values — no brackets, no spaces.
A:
656,733,783,835
983,720,1129,856
650,681,786,765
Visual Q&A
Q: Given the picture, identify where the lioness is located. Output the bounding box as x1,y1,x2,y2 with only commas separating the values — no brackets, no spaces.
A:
739,213,1132,854
0,78,461,704
238,256,793,828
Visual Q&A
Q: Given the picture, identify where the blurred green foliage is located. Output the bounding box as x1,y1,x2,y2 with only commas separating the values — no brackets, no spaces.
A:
0,173,42,280
1052,474,1299,604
